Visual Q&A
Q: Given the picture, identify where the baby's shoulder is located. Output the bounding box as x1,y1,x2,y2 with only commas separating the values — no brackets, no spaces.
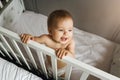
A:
40,34,51,40
67,39,75,46
70,38,75,44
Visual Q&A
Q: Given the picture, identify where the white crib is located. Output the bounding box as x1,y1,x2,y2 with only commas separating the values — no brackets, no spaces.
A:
0,0,120,80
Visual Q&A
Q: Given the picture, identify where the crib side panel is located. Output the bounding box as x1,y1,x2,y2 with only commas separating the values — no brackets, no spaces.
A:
0,27,49,79
0,27,120,80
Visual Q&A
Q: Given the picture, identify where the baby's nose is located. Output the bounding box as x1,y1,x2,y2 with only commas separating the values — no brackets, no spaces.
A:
64,31,68,35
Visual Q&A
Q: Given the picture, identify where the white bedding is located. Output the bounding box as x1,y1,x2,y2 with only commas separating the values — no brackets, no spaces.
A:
4,11,119,80
0,57,42,80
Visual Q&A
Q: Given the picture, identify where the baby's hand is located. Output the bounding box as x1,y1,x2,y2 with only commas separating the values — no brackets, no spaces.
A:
20,34,34,43
56,48,69,59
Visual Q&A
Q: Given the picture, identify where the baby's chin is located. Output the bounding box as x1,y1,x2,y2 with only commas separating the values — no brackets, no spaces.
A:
60,40,69,44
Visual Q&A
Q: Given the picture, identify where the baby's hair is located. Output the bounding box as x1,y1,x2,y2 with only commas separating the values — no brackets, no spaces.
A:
47,9,73,31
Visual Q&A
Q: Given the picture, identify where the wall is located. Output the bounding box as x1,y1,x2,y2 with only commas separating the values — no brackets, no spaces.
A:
23,0,120,43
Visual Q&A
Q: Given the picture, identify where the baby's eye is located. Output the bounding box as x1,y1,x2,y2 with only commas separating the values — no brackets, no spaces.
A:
58,29,63,31
69,30,72,32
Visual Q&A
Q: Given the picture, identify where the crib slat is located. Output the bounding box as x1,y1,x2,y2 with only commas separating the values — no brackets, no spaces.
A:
0,49,5,56
10,39,31,69
19,0,25,10
0,42,6,56
80,72,89,80
51,56,57,80
0,34,22,65
0,1,3,8
37,51,48,78
6,0,9,2
65,64,72,80
23,44,38,69
0,42,12,59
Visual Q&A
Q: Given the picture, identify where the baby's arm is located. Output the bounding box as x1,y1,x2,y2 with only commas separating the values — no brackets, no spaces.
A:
56,40,75,59
20,34,47,44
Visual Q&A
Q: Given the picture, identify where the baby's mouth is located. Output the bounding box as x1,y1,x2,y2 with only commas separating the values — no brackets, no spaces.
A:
61,37,68,41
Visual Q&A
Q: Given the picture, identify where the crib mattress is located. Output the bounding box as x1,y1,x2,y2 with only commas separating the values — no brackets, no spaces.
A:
4,11,119,80
0,57,42,80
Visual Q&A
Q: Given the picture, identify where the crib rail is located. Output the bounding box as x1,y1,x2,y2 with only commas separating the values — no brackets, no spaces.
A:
0,27,120,80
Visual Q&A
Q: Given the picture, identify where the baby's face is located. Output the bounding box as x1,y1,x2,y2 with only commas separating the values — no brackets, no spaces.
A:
51,18,73,44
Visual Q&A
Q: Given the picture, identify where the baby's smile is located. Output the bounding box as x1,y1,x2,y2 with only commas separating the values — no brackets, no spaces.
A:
61,37,68,42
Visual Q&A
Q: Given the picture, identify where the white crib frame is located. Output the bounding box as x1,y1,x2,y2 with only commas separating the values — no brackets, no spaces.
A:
0,0,120,80
0,27,120,80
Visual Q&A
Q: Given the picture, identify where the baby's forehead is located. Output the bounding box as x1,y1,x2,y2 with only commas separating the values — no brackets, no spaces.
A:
57,18,73,25
55,25,73,29
49,18,73,29
59,17,73,21
57,18,73,23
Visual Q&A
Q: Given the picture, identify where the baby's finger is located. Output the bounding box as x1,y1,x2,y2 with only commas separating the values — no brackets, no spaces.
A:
22,35,29,43
20,34,23,41
58,51,62,59
25,36,31,43
60,51,67,59
56,49,62,58
21,35,26,43
56,49,60,57
20,34,23,38
58,49,64,59
23,36,28,43
21,34,25,42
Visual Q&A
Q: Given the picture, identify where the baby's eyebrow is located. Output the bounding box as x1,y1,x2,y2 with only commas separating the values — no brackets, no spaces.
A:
57,27,64,29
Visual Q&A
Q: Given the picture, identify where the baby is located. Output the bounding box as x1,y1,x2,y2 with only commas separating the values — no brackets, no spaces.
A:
20,9,75,77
